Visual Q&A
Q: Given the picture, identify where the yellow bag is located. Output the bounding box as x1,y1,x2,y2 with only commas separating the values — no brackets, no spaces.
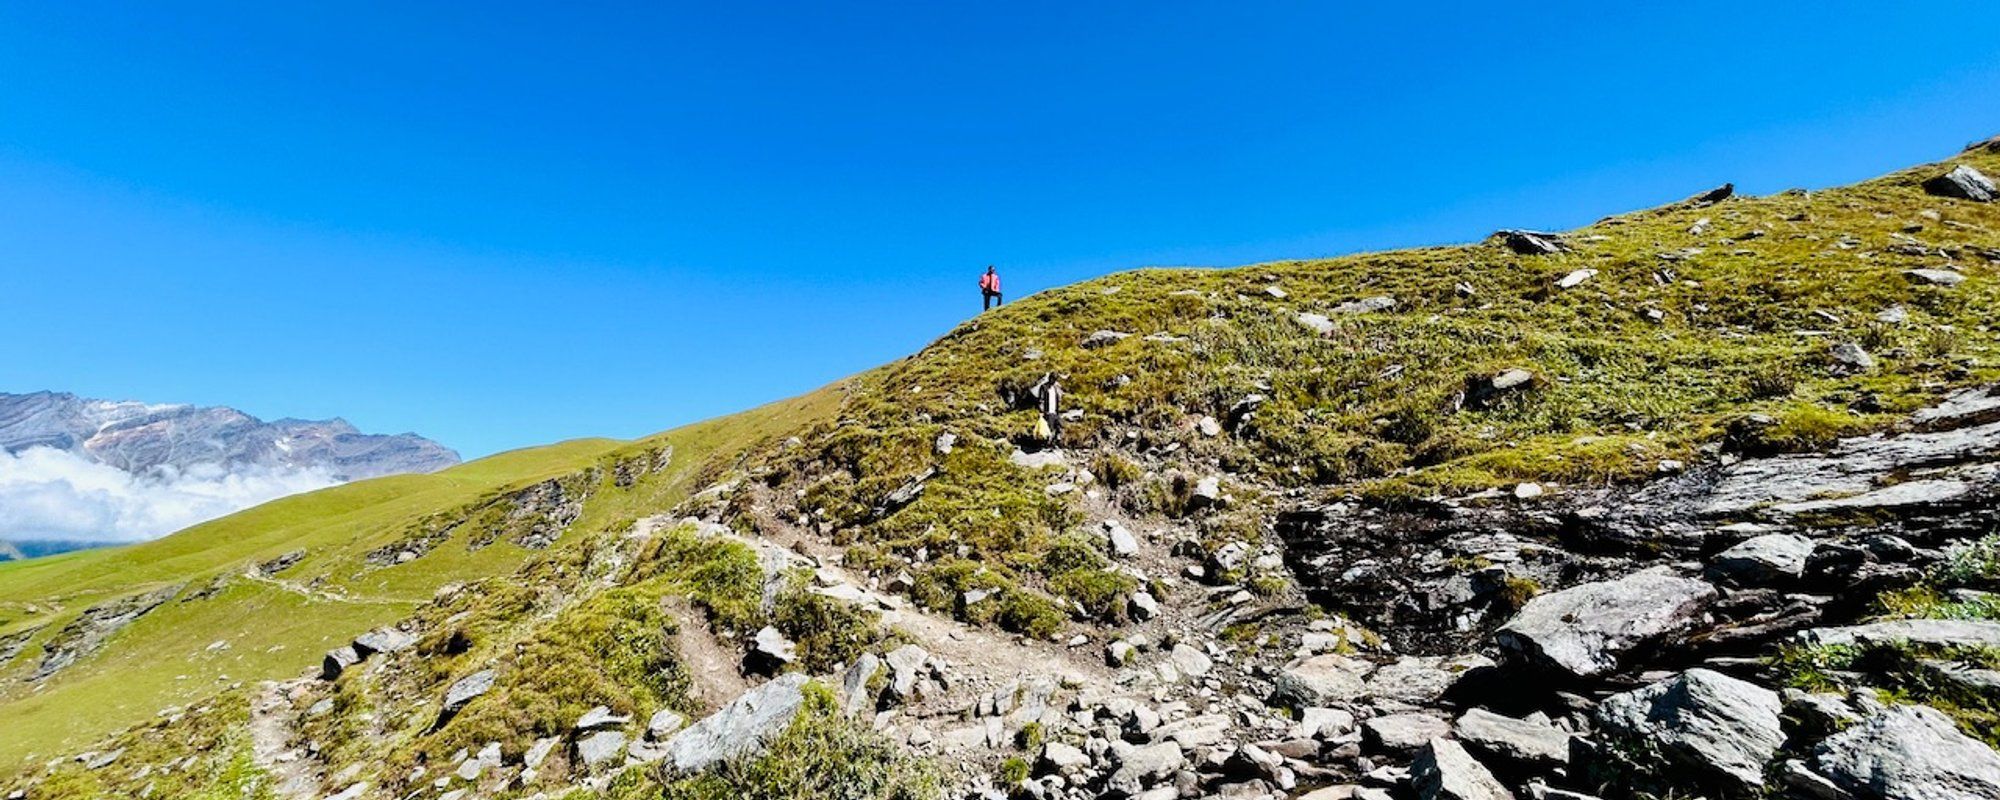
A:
1033,416,1053,441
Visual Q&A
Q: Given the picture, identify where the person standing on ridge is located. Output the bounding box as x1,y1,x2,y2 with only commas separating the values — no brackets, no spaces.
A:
979,265,1003,310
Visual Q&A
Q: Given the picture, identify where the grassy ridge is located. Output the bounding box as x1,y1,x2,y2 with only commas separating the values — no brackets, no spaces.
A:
0,387,840,770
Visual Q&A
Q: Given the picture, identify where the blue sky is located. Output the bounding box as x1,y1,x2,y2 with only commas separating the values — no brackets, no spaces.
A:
3,3,1998,459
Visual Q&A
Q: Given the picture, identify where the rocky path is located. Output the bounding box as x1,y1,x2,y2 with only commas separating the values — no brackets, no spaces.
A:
248,679,320,800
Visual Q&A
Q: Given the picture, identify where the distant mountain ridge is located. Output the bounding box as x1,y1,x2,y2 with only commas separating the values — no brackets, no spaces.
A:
0,390,460,481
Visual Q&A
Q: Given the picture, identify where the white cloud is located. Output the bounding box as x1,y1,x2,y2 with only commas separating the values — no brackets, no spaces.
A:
0,447,340,543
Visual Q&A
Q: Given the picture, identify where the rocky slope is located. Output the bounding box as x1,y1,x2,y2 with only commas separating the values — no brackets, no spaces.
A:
7,136,2000,800
0,391,459,481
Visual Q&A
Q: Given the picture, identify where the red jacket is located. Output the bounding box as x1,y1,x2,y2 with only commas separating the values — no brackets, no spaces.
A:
980,272,1001,292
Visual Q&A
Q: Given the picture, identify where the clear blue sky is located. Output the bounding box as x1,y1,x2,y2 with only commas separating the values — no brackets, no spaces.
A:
3,3,1998,458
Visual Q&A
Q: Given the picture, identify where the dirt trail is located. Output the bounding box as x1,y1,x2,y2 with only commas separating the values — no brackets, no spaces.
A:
662,596,752,714
248,680,321,799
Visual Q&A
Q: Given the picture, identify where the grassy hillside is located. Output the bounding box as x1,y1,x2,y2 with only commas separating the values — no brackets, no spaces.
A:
3,136,1999,797
0,387,840,770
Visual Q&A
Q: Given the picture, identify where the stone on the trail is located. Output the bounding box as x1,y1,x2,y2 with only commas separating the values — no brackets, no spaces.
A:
885,644,930,701
1923,164,1998,202
1495,567,1718,678
352,627,417,657
1595,668,1783,793
575,705,630,731
1363,713,1452,754
664,673,809,774
1038,741,1090,775
1106,741,1187,796
1556,269,1597,289
750,626,796,670
1129,591,1161,620
1107,639,1138,666
1190,476,1223,508
1105,521,1140,558
648,708,687,740
1794,618,2000,650
1498,230,1566,255
1332,296,1398,315
1083,330,1133,348
1454,708,1571,770
1295,706,1357,740
575,730,627,768
1169,644,1213,678
442,669,496,714
1808,704,2000,800
321,646,362,680
1905,268,1967,286
1297,312,1336,335
1831,342,1876,372
1364,654,1495,706
1269,653,1373,708
1411,738,1516,800
839,652,882,717
1707,532,1814,585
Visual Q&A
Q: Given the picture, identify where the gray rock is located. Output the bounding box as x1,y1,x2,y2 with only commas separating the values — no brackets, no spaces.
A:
34,583,183,679
885,644,937,705
1495,567,1718,677
1191,476,1224,508
1809,704,2000,800
750,626,796,668
664,673,809,774
1169,644,1212,678
575,705,631,731
839,652,882,717
1105,521,1140,559
321,646,362,681
1332,296,1398,314
1596,668,1783,793
352,627,417,657
1363,713,1452,754
1365,654,1495,705
1794,619,2000,650
1556,269,1597,289
648,708,687,740
1454,708,1571,769
1297,312,1336,335
1038,741,1090,774
574,730,627,768
1411,738,1516,800
1269,654,1373,708
1923,164,1998,202
1707,533,1814,584
1905,268,1967,286
523,736,558,770
1831,342,1876,372
1083,330,1133,348
1106,741,1187,795
442,669,496,714
1910,386,2000,432
1129,591,1161,621
1498,230,1566,255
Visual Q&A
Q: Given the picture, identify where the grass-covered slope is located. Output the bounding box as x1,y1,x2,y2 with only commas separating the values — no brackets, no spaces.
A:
3,136,1999,795
0,387,839,770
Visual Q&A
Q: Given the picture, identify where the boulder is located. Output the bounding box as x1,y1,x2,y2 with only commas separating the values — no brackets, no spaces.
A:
664,673,809,774
1905,268,1967,287
1083,330,1133,348
647,708,687,740
1411,738,1516,800
1498,230,1567,255
1365,654,1495,705
1923,165,1998,202
839,652,882,717
1298,312,1336,335
575,705,631,731
885,644,930,702
1794,619,2000,650
749,626,796,672
1169,644,1212,678
1038,741,1090,774
1495,567,1718,678
1707,533,1814,585
1332,296,1398,314
1363,713,1452,754
1809,705,2000,800
1556,269,1597,289
1106,741,1187,795
442,669,496,714
1269,654,1373,708
1454,708,1571,770
321,646,362,681
1105,521,1140,558
1595,668,1783,793
574,730,627,768
352,627,417,657
1831,342,1876,373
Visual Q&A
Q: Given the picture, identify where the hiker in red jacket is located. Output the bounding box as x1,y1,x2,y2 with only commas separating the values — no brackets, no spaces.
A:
979,265,1002,310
